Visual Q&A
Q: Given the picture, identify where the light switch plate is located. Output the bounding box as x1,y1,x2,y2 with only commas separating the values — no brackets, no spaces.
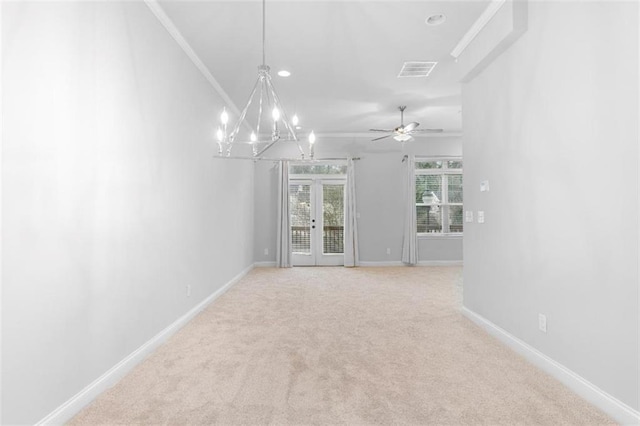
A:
538,314,547,333
480,180,490,192
465,210,473,223
477,211,485,223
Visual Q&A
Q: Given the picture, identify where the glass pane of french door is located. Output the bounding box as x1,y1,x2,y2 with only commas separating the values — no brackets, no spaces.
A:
322,184,344,254
289,183,311,254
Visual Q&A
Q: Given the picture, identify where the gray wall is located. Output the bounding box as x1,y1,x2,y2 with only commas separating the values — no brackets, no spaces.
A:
1,2,254,423
254,160,279,263
253,137,463,264
462,1,638,411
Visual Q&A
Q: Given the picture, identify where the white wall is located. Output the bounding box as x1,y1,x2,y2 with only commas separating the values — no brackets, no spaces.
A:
1,2,254,423
463,0,638,412
253,137,463,264
254,160,279,263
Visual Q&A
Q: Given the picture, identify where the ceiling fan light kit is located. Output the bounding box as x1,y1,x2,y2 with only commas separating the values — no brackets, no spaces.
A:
369,106,443,142
214,0,314,160
393,133,413,143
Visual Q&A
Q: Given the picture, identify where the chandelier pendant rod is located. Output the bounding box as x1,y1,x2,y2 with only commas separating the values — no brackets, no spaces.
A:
256,79,265,140
255,138,280,157
261,75,276,141
262,0,266,66
228,77,261,147
255,78,280,157
262,74,278,140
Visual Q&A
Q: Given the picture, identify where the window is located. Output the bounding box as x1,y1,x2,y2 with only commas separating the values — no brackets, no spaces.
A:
289,164,347,175
415,158,463,235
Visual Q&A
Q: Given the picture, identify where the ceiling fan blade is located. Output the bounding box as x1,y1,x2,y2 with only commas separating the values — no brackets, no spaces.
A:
413,128,444,133
371,134,392,141
369,129,393,132
403,122,419,132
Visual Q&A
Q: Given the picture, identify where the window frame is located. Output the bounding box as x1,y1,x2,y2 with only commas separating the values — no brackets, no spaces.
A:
288,160,347,178
415,157,463,238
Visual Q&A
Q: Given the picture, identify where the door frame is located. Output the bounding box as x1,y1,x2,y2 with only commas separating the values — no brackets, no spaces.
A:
290,175,346,266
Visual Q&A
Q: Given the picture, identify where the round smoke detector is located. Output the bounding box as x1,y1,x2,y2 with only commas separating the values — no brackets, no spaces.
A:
425,14,446,26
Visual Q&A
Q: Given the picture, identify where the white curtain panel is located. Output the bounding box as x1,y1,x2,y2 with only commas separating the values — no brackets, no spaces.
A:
276,160,292,268
401,155,418,265
344,158,359,267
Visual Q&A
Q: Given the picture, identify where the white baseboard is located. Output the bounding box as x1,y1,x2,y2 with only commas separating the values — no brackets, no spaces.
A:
418,260,463,266
358,261,404,267
462,307,640,425
358,261,462,267
257,261,463,268
36,263,255,426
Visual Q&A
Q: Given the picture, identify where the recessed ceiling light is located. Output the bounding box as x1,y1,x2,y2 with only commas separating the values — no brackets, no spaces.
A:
425,14,446,26
277,70,291,77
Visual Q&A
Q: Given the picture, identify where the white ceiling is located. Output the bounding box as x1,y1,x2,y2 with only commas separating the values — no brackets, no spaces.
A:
158,0,490,139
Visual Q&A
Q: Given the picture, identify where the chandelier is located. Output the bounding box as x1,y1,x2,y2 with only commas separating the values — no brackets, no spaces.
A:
215,0,315,159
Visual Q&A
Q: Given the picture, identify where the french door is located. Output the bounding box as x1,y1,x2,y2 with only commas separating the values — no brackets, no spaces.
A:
289,178,345,266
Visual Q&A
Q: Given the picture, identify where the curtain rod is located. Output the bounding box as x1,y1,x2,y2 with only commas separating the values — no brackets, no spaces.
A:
212,156,361,162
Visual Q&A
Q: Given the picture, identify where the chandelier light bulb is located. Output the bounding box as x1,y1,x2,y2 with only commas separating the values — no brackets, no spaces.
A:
220,108,229,125
308,131,316,145
292,114,299,126
216,127,224,142
250,132,257,142
272,107,280,122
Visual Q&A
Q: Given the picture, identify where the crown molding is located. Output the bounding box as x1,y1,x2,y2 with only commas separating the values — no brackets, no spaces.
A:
450,0,507,59
144,0,244,122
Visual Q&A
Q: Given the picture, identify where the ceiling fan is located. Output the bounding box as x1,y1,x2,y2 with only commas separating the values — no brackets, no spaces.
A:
369,106,443,142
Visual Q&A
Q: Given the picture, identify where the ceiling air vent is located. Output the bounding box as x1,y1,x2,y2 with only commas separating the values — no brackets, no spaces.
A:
397,61,437,78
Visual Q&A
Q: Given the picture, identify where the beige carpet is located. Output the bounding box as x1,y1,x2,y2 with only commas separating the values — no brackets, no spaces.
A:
71,266,614,425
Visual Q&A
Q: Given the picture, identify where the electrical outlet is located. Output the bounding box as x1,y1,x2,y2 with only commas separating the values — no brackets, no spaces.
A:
264,248,269,256
386,248,391,255
477,211,485,223
186,285,191,297
538,314,547,333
